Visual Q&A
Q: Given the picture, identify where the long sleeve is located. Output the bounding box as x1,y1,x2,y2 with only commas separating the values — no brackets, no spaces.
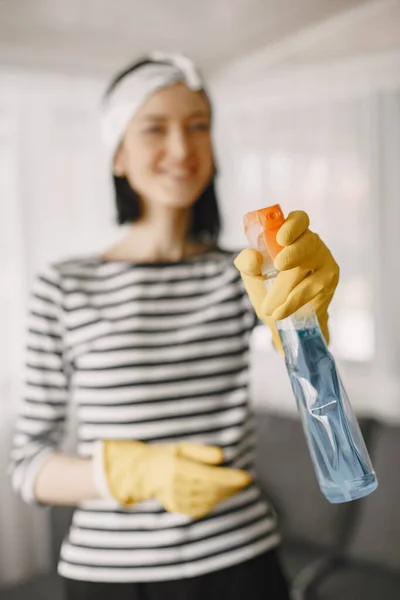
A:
9,265,69,504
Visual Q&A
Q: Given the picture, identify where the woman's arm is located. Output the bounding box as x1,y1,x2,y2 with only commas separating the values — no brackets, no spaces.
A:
34,453,100,505
8,266,99,506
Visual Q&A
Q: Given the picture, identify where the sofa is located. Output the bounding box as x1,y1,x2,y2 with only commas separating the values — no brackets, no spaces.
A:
255,412,400,599
1,411,399,599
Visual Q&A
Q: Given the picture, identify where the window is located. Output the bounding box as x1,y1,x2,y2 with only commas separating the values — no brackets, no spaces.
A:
218,97,386,363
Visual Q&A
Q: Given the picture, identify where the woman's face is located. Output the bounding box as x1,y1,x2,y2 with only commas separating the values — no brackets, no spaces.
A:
113,82,214,211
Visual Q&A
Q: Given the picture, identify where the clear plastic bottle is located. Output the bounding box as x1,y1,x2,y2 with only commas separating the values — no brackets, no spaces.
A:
244,204,378,503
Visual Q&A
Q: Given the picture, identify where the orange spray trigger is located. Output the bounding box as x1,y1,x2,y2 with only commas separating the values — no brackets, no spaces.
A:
243,204,285,260
256,205,285,259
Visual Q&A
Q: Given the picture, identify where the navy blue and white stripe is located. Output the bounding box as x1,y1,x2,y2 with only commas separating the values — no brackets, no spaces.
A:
10,249,279,582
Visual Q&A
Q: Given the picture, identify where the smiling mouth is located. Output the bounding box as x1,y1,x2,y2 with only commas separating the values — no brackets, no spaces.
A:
160,170,196,181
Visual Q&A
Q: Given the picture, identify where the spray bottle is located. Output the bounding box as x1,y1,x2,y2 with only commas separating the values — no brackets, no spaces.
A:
244,204,378,503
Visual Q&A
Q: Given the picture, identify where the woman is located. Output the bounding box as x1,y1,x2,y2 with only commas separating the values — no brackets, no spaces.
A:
10,52,338,599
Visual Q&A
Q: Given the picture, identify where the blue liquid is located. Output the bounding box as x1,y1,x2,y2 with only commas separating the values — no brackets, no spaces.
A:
280,326,378,503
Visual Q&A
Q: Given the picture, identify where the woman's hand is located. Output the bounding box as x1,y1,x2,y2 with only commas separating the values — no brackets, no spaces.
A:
94,440,252,519
235,210,339,346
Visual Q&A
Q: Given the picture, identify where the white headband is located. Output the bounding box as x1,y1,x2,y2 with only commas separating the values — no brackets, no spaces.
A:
101,52,204,168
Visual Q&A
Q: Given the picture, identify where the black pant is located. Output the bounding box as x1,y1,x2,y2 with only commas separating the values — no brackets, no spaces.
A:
63,549,291,600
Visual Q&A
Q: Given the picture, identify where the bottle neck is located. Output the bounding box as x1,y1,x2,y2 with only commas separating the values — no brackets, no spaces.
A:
263,270,279,293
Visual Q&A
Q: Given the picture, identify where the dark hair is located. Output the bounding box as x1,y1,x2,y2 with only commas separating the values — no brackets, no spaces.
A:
104,57,221,244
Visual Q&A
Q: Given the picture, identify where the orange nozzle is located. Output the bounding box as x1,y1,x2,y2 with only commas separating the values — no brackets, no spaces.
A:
244,204,285,259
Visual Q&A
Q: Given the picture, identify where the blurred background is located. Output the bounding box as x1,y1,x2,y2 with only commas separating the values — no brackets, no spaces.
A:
1,0,400,597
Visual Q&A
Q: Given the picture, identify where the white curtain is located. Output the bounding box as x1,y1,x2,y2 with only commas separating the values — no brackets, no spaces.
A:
0,69,118,587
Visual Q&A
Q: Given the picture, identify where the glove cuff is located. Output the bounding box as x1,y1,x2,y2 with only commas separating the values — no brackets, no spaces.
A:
91,440,114,500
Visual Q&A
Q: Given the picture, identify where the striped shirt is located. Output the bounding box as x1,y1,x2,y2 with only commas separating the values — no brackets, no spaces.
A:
9,248,279,582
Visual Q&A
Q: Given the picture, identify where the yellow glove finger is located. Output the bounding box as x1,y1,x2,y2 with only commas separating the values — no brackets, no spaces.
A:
178,457,251,488
261,267,309,317
268,264,338,321
176,442,224,465
316,310,330,345
182,477,251,512
173,492,217,519
234,249,267,319
210,465,251,488
198,479,250,512
161,466,251,517
156,489,182,515
186,492,238,520
274,230,321,272
174,498,210,519
276,210,309,246
262,315,284,356
234,248,263,275
240,272,268,321
312,286,336,317
179,469,252,496
112,480,135,505
189,506,214,520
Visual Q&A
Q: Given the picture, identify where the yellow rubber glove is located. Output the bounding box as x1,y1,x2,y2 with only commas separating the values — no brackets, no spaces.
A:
101,440,251,519
235,210,339,350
